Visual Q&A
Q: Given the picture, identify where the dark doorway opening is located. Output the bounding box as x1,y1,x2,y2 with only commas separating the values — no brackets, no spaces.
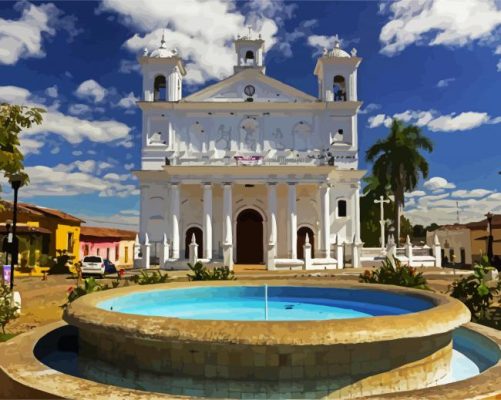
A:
297,227,315,259
185,227,203,259
236,209,263,264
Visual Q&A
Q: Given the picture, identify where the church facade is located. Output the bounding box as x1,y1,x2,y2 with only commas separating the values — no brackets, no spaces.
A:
135,32,365,269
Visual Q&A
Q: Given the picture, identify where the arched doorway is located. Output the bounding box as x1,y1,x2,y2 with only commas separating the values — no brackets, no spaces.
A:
297,227,315,259
236,209,263,264
185,227,203,259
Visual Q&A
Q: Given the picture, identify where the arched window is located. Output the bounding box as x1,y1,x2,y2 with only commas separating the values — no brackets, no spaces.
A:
333,75,346,101
245,50,255,65
154,75,166,101
337,199,347,217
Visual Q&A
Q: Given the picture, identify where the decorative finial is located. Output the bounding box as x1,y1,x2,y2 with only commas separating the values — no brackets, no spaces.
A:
191,233,196,244
351,48,357,56
323,47,328,55
433,233,440,246
162,233,168,245
144,233,150,245
248,26,252,39
160,29,167,49
258,33,262,39
143,48,148,56
305,233,310,244
334,40,341,48
406,234,411,245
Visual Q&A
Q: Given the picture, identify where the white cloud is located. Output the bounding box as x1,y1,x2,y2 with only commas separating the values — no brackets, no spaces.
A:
368,114,392,128
359,103,381,115
75,79,107,103
423,177,456,192
45,85,58,98
405,192,501,225
72,150,83,156
451,189,492,198
367,109,500,132
68,103,91,116
20,137,44,155
0,85,131,145
117,92,139,109
99,0,280,84
80,211,139,229
379,0,501,64
0,2,78,65
405,190,426,198
436,78,455,88
427,112,491,132
118,59,140,74
0,85,31,103
20,164,139,198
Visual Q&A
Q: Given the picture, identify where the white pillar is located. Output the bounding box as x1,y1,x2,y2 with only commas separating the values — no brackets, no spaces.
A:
189,233,199,265
203,183,213,260
336,235,344,269
354,183,361,243
267,183,277,248
405,234,413,266
170,183,180,259
139,185,149,235
320,183,331,258
142,233,151,269
288,182,297,259
433,233,442,268
222,183,233,269
133,234,141,268
303,233,312,270
159,233,169,266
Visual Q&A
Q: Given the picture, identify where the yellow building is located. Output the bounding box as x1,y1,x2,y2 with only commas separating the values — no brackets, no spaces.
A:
0,201,83,267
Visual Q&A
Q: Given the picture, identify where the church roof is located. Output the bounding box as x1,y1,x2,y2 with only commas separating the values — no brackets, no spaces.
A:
182,68,318,103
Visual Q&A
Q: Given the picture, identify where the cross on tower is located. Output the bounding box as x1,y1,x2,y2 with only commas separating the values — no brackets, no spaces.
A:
374,195,390,248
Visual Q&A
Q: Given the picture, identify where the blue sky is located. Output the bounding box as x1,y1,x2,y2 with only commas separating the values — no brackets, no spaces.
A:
0,0,500,228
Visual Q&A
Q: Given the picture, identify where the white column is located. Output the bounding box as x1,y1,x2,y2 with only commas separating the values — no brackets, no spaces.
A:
288,182,297,259
267,183,277,248
139,185,149,235
222,183,233,268
320,183,331,258
354,183,361,243
203,183,213,260
170,183,180,259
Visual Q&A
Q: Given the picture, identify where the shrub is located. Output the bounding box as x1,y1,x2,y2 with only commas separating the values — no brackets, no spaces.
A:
49,250,73,275
0,285,19,334
187,261,235,281
62,276,121,310
449,256,500,321
131,270,169,285
359,257,428,289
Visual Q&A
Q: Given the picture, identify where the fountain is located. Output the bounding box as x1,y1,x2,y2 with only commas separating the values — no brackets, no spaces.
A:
1,280,500,399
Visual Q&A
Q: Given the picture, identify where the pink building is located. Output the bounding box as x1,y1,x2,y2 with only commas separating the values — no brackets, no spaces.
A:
80,227,136,266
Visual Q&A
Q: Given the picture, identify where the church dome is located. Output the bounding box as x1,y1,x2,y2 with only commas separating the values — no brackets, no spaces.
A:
149,31,178,58
330,42,350,58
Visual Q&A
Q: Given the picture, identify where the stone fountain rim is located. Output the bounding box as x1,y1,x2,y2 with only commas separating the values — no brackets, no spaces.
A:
63,280,470,345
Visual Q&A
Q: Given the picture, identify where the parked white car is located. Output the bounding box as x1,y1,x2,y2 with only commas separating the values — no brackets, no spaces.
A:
81,256,105,278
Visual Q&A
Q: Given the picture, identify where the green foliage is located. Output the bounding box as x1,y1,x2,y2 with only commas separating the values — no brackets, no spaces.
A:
0,103,45,188
366,119,433,241
359,257,428,289
187,261,235,281
62,276,121,310
449,256,500,321
131,270,169,285
0,284,19,334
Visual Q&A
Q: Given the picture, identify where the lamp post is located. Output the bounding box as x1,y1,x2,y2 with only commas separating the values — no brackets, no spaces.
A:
486,211,494,265
9,175,22,291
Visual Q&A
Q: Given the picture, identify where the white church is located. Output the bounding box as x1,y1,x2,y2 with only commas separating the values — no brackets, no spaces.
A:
135,31,365,270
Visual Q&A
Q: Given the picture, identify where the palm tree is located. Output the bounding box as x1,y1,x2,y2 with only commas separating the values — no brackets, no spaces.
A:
366,119,433,243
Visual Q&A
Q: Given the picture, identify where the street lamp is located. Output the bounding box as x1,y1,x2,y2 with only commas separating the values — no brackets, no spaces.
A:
9,174,22,291
486,211,494,265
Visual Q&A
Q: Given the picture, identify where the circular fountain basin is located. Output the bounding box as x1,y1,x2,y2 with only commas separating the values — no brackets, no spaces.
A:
62,280,471,398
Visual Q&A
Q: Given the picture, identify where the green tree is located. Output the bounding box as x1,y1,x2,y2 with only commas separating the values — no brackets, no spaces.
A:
366,119,433,243
0,103,45,189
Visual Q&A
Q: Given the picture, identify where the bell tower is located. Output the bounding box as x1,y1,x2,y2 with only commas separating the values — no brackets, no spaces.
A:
234,28,265,74
139,31,187,102
314,42,361,102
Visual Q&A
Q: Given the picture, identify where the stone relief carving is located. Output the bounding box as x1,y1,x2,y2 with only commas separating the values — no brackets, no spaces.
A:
272,128,286,150
215,124,232,150
240,117,259,151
